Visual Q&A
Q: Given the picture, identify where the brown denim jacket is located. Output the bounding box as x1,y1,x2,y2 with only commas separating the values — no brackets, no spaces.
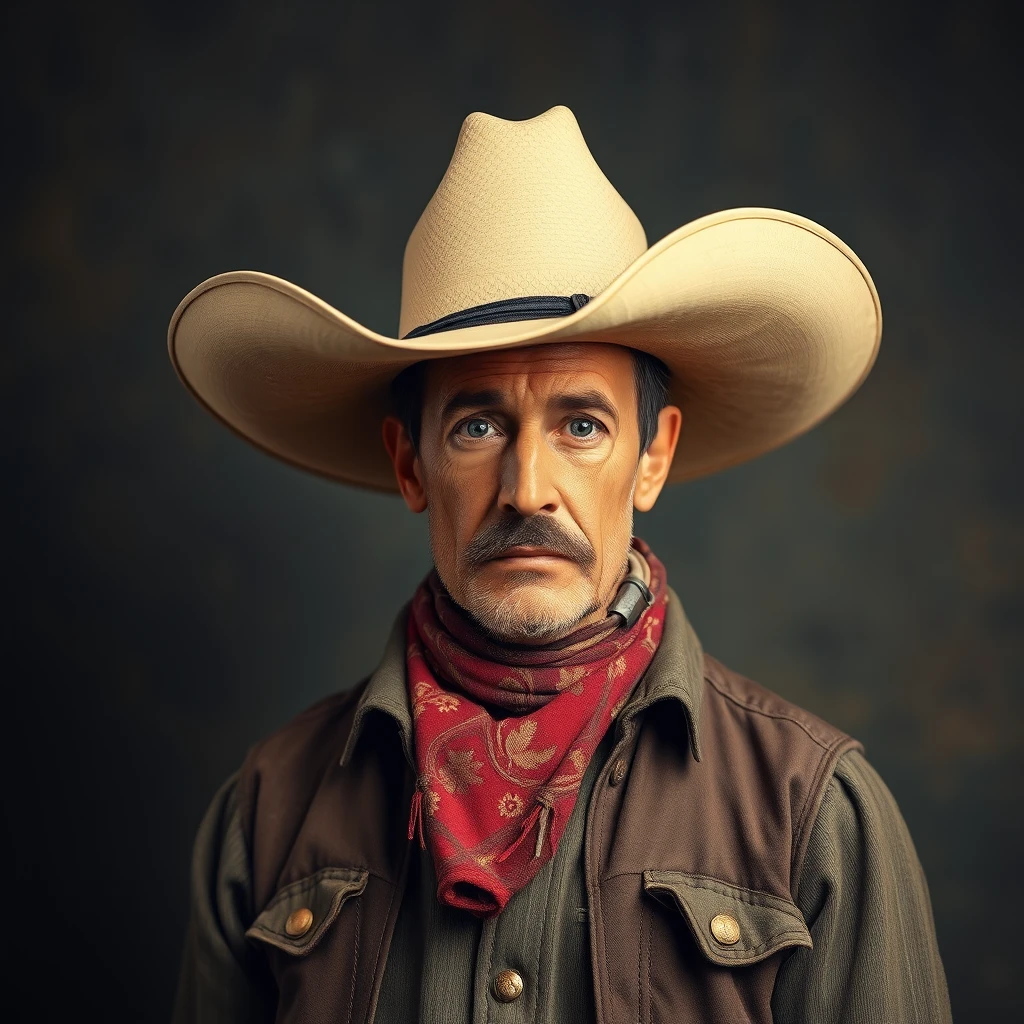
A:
174,590,952,1023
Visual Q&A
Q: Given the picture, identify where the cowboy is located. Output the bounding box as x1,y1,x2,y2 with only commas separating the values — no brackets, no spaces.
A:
169,106,951,1023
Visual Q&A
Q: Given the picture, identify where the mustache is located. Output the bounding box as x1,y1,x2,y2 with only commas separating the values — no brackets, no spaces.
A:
464,514,596,572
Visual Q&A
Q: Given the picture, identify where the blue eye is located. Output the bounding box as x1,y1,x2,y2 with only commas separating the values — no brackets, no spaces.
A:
568,418,596,438
463,419,492,438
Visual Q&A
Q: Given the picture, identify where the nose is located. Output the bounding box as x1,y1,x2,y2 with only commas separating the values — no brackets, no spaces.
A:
498,424,560,516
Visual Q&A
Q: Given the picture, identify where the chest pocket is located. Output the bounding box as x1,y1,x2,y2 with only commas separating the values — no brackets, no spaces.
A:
245,866,368,957
642,870,812,966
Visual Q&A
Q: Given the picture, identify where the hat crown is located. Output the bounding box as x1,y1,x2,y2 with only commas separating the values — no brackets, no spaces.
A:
399,105,648,338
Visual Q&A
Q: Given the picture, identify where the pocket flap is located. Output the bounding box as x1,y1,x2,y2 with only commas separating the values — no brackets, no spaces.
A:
642,870,812,966
245,866,368,957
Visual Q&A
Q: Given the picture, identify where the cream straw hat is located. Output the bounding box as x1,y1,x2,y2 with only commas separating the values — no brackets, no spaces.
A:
168,104,881,492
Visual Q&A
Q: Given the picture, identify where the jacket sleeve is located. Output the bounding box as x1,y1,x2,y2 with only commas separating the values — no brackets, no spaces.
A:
770,748,953,1023
171,771,277,1024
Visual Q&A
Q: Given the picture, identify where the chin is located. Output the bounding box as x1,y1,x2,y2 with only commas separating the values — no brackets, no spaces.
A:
465,583,597,645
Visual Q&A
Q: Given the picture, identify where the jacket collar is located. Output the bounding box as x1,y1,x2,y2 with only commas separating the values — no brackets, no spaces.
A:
618,586,705,761
339,586,705,768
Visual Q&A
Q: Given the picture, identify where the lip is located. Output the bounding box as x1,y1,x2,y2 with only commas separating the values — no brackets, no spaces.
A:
487,546,572,563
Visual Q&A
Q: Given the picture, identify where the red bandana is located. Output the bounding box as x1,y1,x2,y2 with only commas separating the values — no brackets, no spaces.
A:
405,538,667,917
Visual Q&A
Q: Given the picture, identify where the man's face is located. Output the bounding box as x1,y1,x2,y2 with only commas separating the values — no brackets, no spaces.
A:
383,342,680,643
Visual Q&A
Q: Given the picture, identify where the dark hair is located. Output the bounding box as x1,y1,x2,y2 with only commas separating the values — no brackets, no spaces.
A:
631,349,672,454
390,349,671,455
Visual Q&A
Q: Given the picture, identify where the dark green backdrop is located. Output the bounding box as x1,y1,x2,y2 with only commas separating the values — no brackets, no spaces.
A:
5,0,1021,1020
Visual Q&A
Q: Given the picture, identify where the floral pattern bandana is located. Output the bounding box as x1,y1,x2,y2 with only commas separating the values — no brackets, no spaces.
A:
405,538,667,917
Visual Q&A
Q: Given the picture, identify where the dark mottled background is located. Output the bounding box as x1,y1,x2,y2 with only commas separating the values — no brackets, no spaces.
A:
4,0,1021,1020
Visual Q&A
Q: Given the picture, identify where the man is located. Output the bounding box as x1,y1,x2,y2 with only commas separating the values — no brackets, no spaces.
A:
169,105,951,1022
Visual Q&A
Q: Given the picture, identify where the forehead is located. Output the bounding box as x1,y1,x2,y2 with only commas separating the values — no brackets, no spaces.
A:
422,342,635,402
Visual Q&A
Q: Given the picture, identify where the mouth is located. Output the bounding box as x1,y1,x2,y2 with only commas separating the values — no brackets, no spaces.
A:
486,546,573,564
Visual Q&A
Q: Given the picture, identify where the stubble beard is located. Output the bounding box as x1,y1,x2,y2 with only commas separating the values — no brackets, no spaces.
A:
459,573,603,644
430,499,637,645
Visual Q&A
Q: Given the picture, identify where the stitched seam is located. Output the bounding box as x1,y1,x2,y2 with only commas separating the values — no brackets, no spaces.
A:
595,728,631,1024
790,741,836,878
704,928,810,958
248,922,293,939
598,745,614,1024
663,877,805,920
529,870,548,1022
259,868,367,912
652,871,794,905
630,905,638,1024
366,800,414,1024
704,674,832,750
483,917,496,1023
643,899,652,1024
530,763,577,1022
791,737,862,882
346,895,361,1024
617,867,800,902
247,884,358,956
644,885,806,948
643,874,812,956
650,884,811,958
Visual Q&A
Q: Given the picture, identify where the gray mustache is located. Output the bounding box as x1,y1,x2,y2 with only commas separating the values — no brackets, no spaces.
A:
464,514,595,571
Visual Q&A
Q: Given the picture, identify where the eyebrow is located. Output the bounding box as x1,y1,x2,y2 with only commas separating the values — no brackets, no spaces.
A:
439,388,505,423
438,386,620,428
551,389,620,428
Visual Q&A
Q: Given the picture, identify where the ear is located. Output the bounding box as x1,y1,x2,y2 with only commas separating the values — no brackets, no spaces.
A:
633,405,682,512
382,416,428,513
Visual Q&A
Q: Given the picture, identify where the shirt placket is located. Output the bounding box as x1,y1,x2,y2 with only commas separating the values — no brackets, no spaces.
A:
468,727,615,1023
471,859,551,1023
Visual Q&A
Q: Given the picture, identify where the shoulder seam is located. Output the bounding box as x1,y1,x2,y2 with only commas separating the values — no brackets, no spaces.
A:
704,672,833,752
790,736,864,886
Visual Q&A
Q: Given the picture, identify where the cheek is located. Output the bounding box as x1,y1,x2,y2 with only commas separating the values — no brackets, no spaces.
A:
573,456,637,524
570,460,637,571
424,456,497,548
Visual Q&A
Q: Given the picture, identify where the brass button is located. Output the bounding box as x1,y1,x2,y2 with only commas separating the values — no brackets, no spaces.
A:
710,913,741,945
609,758,628,786
285,907,314,938
493,968,524,1002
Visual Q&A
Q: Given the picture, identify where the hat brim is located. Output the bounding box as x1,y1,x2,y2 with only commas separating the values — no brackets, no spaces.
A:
168,207,881,493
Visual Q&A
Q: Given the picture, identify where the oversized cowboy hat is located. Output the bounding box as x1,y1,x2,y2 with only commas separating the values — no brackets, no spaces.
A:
168,105,881,492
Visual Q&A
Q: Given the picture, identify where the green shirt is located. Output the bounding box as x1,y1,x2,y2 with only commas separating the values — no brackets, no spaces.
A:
173,599,952,1023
